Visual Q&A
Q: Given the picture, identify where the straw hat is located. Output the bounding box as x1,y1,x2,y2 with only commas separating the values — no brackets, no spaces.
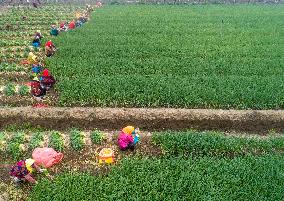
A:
122,126,135,135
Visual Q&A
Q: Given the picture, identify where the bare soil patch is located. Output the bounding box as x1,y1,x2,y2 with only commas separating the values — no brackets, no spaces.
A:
1,107,284,133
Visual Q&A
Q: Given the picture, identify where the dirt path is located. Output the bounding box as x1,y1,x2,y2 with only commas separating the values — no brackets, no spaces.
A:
1,107,284,133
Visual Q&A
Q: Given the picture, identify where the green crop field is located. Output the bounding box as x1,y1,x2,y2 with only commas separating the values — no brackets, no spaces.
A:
48,5,284,109
29,131,284,201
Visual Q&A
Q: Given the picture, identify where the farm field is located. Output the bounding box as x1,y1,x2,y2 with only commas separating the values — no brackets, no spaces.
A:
0,5,83,106
1,129,284,200
1,4,284,201
47,5,284,109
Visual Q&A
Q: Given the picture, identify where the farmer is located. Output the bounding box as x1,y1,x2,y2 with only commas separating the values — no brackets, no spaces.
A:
10,158,46,185
79,15,87,24
50,25,59,36
95,1,102,8
34,30,43,39
59,21,67,32
31,61,42,75
27,52,38,65
39,69,56,90
76,19,83,27
118,126,140,151
32,36,41,48
68,20,76,30
31,78,47,101
45,40,56,57
76,12,81,19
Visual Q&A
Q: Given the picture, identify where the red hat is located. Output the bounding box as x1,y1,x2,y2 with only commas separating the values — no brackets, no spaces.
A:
46,40,53,47
43,69,49,76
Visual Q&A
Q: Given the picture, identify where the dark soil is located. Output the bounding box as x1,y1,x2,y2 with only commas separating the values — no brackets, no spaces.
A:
0,89,59,107
0,95,33,106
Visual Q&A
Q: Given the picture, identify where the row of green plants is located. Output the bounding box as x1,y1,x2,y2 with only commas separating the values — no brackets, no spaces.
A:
0,63,25,72
48,5,283,109
8,5,81,12
56,74,284,109
0,30,47,37
0,26,52,31
0,84,30,96
0,129,105,160
0,52,27,59
0,21,61,26
152,131,284,157
0,58,24,64
0,46,35,53
0,39,28,47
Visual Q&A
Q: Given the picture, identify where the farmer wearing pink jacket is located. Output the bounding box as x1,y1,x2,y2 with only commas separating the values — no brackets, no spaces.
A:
118,126,140,151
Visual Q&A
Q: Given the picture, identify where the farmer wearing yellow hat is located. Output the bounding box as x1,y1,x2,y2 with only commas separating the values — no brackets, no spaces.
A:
76,12,81,19
27,52,38,65
9,158,46,185
118,126,140,151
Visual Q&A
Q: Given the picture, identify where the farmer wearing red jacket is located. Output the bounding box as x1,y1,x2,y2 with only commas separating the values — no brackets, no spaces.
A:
45,40,56,57
118,126,140,151
68,20,75,30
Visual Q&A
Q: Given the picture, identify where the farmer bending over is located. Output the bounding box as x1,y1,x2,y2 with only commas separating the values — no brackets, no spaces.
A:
10,158,46,185
31,78,47,101
68,20,76,30
59,21,67,32
40,69,56,90
32,36,41,48
45,40,56,57
27,52,38,65
50,25,59,36
118,126,140,151
76,19,83,27
34,30,42,39
31,61,42,75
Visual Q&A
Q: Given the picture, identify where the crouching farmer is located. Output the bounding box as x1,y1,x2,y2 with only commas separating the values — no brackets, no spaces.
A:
31,61,42,75
50,25,59,36
45,40,56,57
31,78,47,101
27,52,38,65
32,36,41,48
118,126,140,151
10,158,45,185
40,69,56,90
